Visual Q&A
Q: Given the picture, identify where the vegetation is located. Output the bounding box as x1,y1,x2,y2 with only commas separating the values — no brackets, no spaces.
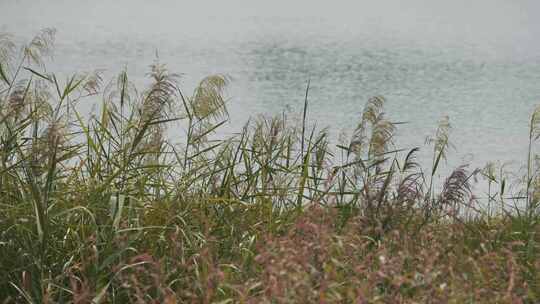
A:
2,30,540,303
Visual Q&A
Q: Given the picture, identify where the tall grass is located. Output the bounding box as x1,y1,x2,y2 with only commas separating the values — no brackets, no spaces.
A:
1,30,540,303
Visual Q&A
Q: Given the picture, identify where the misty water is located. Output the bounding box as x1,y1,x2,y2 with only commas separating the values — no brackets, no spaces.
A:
2,0,540,175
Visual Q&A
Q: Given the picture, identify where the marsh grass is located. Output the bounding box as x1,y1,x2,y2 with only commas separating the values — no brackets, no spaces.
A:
1,30,540,303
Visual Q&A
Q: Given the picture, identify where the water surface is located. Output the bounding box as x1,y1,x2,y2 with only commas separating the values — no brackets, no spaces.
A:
2,0,540,173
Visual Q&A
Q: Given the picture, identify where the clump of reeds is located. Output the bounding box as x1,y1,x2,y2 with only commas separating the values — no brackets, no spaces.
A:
2,30,540,303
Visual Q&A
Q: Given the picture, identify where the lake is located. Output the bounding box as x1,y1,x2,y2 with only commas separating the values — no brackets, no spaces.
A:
2,0,540,173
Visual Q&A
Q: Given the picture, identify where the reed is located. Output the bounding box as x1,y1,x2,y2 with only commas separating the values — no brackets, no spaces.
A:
1,30,540,303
